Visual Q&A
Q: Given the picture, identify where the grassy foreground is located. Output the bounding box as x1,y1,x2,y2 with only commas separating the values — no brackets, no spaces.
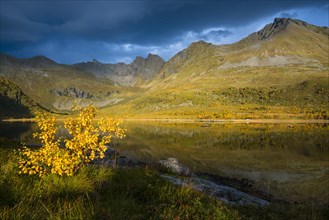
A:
0,145,237,219
1,145,328,219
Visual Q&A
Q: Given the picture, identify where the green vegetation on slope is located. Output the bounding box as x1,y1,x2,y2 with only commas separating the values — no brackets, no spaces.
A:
0,77,46,119
0,54,143,111
98,19,329,119
101,67,329,119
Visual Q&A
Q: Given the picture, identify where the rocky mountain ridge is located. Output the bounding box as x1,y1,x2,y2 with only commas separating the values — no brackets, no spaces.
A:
73,53,165,86
0,53,58,68
241,17,329,43
0,52,165,87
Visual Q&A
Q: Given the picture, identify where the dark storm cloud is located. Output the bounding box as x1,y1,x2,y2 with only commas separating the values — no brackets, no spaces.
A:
0,0,328,63
0,1,147,43
126,0,327,44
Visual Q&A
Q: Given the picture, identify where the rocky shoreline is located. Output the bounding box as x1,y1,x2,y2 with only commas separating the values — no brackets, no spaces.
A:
158,158,270,206
95,149,270,206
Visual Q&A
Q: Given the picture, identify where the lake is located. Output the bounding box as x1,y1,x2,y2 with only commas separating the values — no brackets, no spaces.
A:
1,121,328,204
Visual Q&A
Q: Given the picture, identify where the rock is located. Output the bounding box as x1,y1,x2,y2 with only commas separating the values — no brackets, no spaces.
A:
73,53,165,86
158,158,192,176
51,87,95,99
158,158,269,206
161,175,270,206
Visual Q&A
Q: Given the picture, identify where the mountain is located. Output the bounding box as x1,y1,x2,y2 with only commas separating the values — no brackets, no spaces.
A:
103,18,328,118
0,53,139,111
240,17,329,43
73,54,165,86
1,18,328,118
0,53,57,68
158,17,328,79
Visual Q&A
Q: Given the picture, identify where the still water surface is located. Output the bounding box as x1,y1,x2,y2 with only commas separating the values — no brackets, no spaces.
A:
1,121,328,204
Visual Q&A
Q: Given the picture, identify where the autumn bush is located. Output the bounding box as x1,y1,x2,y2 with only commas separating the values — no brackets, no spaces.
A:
16,105,125,176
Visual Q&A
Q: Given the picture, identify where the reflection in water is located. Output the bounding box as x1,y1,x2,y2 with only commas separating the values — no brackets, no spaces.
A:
0,122,37,144
112,122,329,204
0,121,328,203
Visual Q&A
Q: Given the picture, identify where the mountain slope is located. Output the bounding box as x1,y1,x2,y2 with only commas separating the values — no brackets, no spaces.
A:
0,53,140,111
102,18,329,118
73,54,165,86
156,17,328,82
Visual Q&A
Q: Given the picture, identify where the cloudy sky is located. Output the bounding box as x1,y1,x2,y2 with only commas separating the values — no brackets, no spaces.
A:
0,0,328,64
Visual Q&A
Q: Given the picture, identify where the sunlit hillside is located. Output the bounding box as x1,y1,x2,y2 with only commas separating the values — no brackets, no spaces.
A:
102,18,329,119
1,18,328,119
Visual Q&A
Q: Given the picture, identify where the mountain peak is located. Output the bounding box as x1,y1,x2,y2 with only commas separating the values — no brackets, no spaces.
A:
240,17,328,44
253,17,292,41
0,53,57,67
273,17,291,25
132,54,164,65
189,40,212,47
147,53,161,60
271,17,313,30
30,55,57,64
146,53,165,63
0,53,18,63
92,59,101,64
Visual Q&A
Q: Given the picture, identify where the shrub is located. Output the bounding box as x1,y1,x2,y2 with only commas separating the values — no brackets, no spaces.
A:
16,105,125,176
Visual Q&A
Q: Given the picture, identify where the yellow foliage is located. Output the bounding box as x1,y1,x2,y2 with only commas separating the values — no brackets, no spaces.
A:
16,105,125,176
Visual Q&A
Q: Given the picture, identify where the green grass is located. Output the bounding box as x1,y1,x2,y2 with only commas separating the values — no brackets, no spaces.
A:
1,143,328,219
0,146,238,219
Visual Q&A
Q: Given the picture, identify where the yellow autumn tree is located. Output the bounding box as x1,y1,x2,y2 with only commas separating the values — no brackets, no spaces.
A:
17,105,125,176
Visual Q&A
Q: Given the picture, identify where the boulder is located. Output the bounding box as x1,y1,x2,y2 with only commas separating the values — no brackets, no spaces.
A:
158,158,192,176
